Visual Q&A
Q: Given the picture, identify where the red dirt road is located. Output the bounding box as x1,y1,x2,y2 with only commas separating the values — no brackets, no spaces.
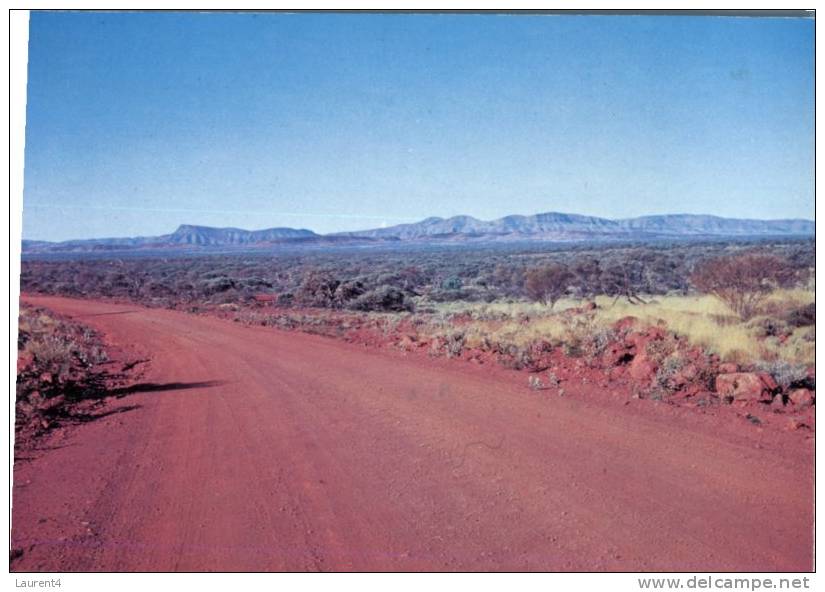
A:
13,296,813,572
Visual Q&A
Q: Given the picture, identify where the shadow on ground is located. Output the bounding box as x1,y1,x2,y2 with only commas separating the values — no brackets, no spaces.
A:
111,380,226,396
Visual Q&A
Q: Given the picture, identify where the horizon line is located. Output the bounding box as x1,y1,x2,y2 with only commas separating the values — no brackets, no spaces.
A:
21,207,816,244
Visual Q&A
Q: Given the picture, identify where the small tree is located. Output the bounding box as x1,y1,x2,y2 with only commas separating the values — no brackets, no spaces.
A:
524,264,572,309
600,260,647,305
569,258,601,299
690,253,796,320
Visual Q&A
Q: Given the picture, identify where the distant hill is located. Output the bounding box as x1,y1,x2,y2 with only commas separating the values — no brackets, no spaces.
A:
22,213,814,254
615,214,815,236
23,224,322,253
333,212,814,241
165,224,317,246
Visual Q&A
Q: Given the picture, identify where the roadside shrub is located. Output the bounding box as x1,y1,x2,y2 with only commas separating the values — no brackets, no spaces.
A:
644,335,678,365
16,306,115,445
584,327,618,362
754,360,812,391
24,334,78,381
554,314,598,359
498,345,535,370
655,354,687,392
445,332,465,358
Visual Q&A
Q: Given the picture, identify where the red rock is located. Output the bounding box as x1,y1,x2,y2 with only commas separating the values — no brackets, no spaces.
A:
613,316,639,332
756,372,778,392
624,333,645,349
629,356,657,384
530,340,553,354
396,335,416,351
608,366,628,380
715,372,776,403
719,362,738,374
602,344,634,368
645,327,668,341
788,388,815,408
673,364,698,386
787,418,811,431
17,351,34,373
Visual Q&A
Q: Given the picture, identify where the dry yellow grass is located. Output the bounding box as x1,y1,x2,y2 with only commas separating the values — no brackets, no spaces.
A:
421,289,813,366
590,294,756,362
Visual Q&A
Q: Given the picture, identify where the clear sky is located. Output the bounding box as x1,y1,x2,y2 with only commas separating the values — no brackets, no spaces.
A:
23,11,814,241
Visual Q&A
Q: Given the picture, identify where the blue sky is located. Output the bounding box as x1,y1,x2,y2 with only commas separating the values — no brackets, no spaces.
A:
23,12,814,241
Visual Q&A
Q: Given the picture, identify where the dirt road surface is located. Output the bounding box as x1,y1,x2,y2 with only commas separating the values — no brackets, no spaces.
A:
12,296,813,572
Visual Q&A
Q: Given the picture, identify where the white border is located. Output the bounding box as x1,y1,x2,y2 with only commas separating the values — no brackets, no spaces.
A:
6,4,818,590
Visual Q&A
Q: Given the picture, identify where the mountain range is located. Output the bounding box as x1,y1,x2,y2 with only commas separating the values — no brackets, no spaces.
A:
22,212,815,253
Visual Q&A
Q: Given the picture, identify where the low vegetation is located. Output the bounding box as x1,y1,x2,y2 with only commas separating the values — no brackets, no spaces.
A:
16,305,113,446
21,238,811,310
19,238,814,422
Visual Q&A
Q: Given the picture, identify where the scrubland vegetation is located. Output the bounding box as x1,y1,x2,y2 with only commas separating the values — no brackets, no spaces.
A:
15,305,121,447
21,239,812,310
20,238,814,417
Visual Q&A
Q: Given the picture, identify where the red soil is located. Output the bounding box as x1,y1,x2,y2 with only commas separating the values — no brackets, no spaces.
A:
12,296,814,572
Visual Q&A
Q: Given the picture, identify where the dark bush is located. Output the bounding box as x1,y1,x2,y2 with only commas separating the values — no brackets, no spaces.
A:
351,286,413,312
440,276,463,290
786,303,815,327
202,277,235,295
334,280,367,305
